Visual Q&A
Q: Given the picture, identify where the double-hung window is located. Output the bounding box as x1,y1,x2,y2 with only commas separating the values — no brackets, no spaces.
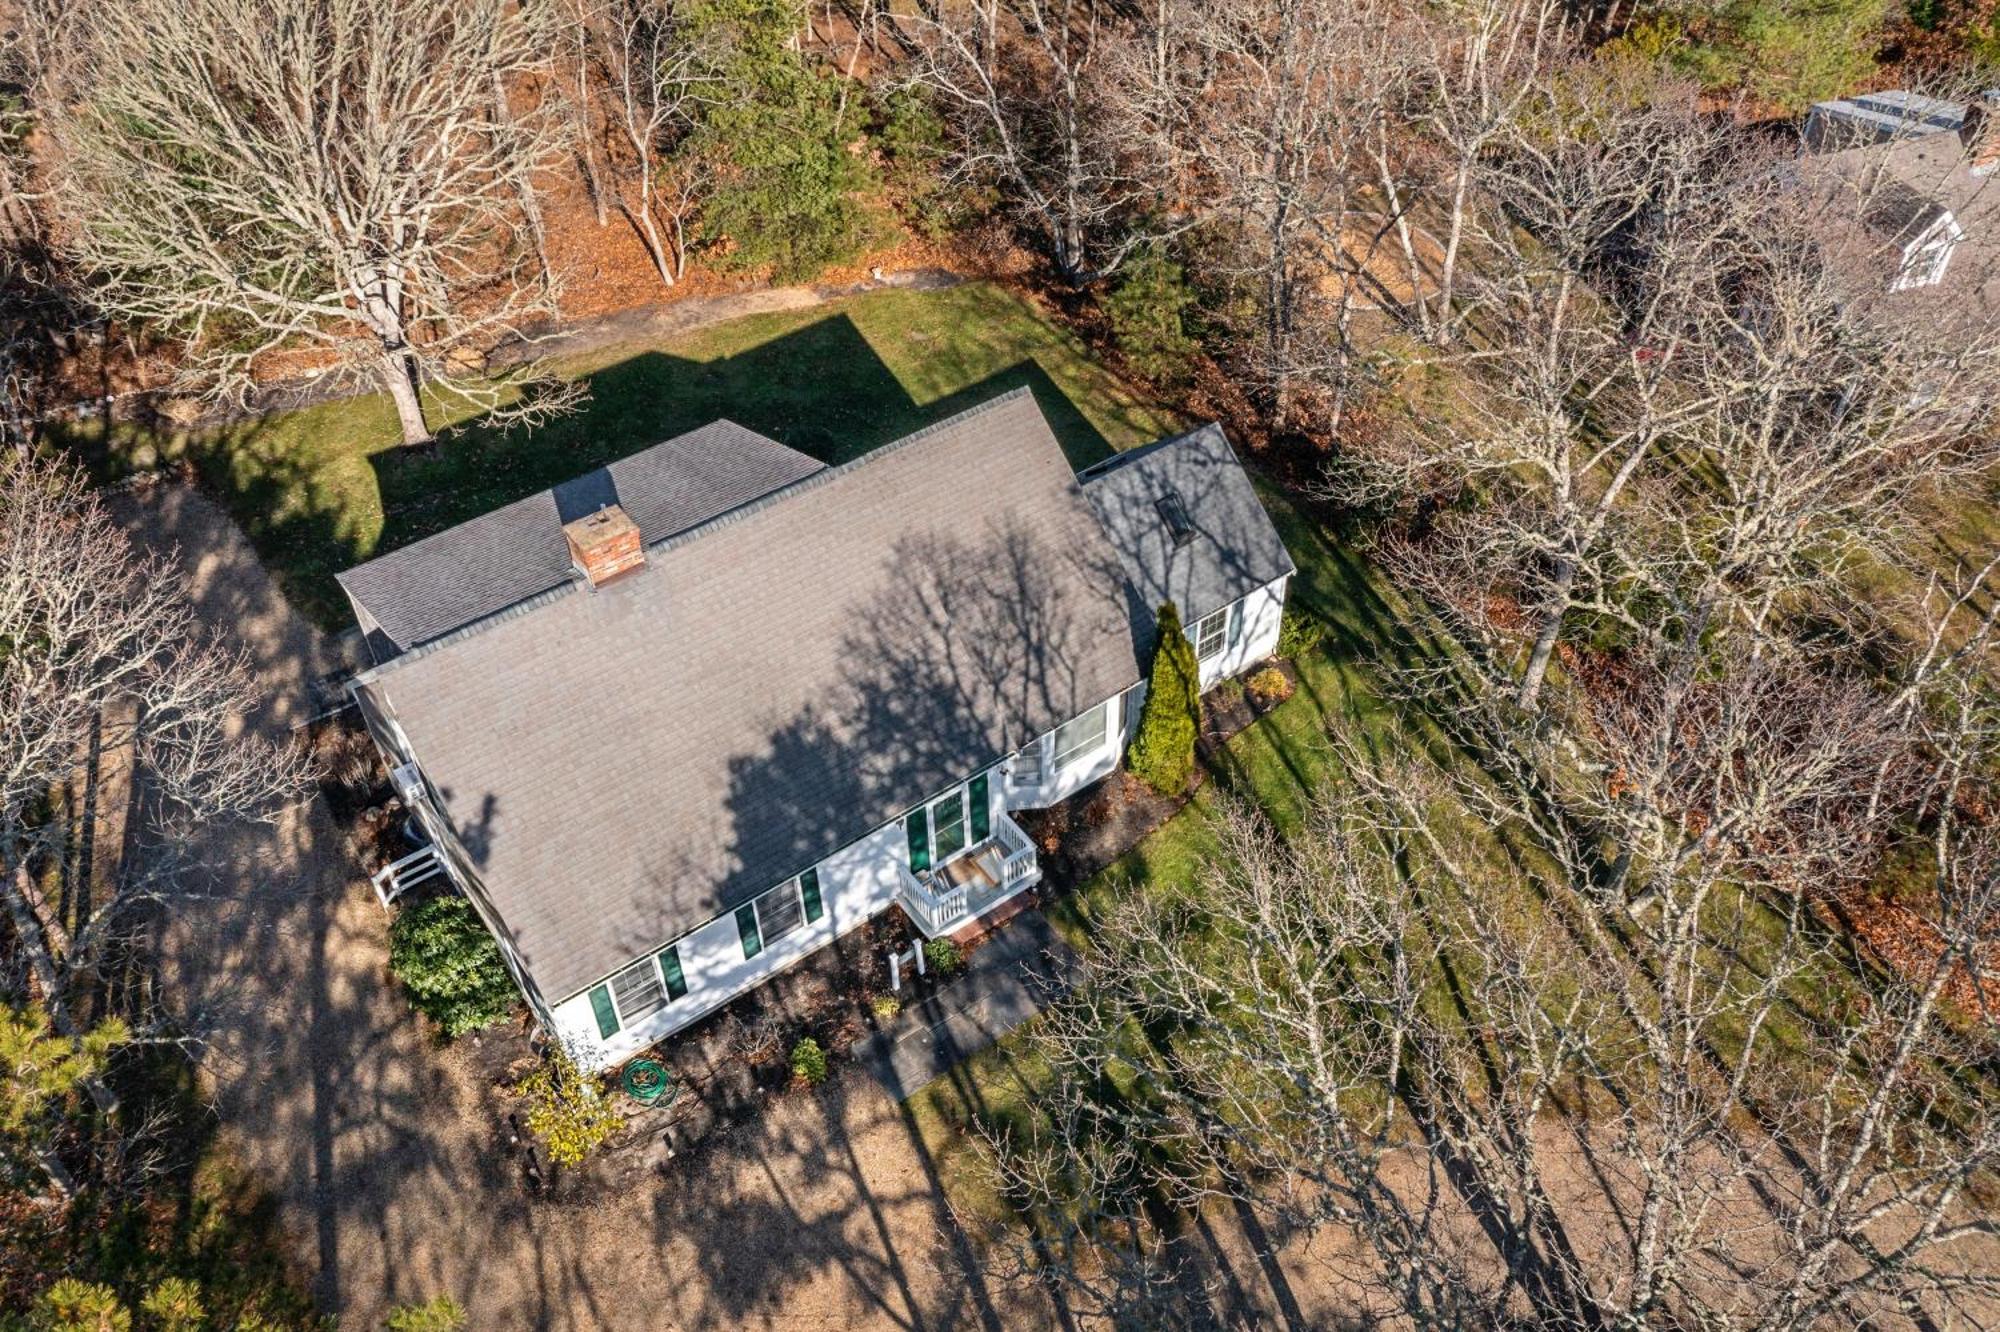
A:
736,868,825,959
587,943,688,1041
1192,600,1244,662
1050,701,1109,768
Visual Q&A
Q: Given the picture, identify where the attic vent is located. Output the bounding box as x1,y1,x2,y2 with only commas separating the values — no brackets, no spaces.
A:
562,503,645,588
1155,490,1197,548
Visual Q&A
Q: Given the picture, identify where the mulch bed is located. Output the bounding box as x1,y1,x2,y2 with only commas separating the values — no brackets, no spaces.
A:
1017,657,1297,891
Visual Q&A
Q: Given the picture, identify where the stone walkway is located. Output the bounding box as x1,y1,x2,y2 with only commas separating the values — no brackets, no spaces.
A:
852,913,1077,1102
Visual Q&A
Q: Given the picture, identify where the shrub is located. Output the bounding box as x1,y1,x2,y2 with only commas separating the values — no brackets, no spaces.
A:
923,938,963,976
790,1037,829,1086
387,895,518,1038
691,0,883,280
519,1042,620,1168
1247,666,1292,706
870,994,902,1021
385,1296,466,1332
1126,602,1200,795
33,1280,130,1332
137,1280,203,1332
1276,607,1325,660
1212,676,1244,705
1104,249,1199,384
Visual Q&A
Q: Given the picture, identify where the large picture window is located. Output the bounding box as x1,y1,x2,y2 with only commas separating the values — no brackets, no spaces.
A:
1051,701,1109,767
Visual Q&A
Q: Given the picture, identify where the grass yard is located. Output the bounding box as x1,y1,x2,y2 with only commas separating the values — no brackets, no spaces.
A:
52,281,1181,628
902,481,1430,1214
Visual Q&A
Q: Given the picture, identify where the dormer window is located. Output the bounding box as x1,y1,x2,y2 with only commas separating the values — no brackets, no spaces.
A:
1893,210,1965,290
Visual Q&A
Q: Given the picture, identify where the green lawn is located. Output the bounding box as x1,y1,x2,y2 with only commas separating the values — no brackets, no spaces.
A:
55,281,1180,628
903,481,1427,1212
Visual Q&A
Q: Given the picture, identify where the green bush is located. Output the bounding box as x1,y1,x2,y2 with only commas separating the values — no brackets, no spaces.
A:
1276,606,1325,660
1104,249,1200,384
870,994,902,1021
519,1043,620,1167
384,1296,466,1332
388,895,519,1038
789,1037,829,1086
1247,666,1292,706
32,1279,130,1332
877,87,981,241
922,938,963,976
138,1279,204,1332
1126,602,1201,795
689,0,883,280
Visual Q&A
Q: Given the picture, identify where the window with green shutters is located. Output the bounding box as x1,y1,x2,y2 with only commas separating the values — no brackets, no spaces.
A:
905,808,931,872
736,903,762,959
969,772,990,841
800,868,823,923
658,944,687,1000
589,984,619,1040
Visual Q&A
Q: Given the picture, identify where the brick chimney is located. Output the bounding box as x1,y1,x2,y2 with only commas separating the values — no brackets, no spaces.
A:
1962,96,2000,175
562,504,645,588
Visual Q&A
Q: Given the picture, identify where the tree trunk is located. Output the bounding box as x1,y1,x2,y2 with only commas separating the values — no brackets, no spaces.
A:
379,349,433,447
1517,557,1576,711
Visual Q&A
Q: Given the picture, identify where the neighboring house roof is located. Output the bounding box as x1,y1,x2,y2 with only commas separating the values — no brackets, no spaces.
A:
1797,113,2000,317
352,389,1166,1001
1803,90,1967,152
337,421,824,655
1078,423,1298,638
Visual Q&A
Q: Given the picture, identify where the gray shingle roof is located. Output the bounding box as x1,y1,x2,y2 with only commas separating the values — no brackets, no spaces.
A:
336,421,823,655
354,389,1148,1001
1077,423,1297,633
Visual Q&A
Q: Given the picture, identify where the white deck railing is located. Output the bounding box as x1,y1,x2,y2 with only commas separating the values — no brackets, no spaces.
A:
992,810,1038,888
896,860,969,936
895,810,1041,937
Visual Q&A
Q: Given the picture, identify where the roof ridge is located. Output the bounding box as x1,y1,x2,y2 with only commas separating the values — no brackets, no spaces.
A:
354,387,1044,686
1075,420,1223,482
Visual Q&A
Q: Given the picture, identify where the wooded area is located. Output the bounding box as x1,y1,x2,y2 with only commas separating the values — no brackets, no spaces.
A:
1,0,1996,1326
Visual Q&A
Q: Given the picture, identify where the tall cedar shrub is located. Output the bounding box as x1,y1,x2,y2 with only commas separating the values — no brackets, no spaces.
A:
387,895,519,1038
1127,602,1200,794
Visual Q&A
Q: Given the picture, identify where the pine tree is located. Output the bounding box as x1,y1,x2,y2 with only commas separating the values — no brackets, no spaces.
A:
1126,602,1201,795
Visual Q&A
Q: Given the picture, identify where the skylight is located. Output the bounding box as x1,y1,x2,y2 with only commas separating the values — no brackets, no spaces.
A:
1156,490,1197,548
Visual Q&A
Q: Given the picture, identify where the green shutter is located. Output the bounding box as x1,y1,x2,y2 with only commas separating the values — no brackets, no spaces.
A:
658,945,687,1000
735,903,762,959
1227,599,1245,647
905,808,931,872
800,868,823,923
969,772,991,840
588,984,620,1039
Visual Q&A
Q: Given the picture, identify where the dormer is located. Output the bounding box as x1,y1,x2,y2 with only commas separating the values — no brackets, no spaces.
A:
1891,208,1966,291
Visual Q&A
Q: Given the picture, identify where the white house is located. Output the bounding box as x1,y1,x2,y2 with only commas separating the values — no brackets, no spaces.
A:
339,389,1294,1069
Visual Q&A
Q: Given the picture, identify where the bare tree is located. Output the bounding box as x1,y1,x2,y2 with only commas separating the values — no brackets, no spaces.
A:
1342,71,2000,713
904,0,1170,285
0,454,315,1098
570,0,717,289
38,0,581,447
1146,0,1415,432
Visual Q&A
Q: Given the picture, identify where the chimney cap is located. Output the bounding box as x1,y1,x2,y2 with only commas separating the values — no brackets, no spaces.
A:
562,503,645,588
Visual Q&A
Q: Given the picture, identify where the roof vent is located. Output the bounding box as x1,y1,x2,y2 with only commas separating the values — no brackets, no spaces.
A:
1156,490,1197,548
563,504,646,588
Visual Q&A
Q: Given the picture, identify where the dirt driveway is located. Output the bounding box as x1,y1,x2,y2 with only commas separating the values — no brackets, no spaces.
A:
116,483,1341,1331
